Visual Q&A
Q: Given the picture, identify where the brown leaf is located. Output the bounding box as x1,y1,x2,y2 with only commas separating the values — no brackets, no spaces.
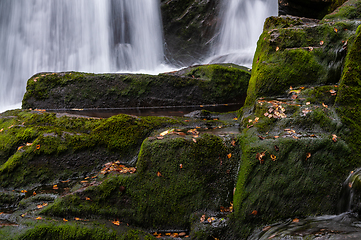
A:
262,226,271,231
274,145,279,151
332,134,337,142
306,153,311,160
256,152,266,164
156,171,162,177
251,210,258,215
258,135,265,140
231,140,236,146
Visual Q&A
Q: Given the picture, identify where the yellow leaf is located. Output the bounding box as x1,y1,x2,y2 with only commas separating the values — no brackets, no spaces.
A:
36,144,40,150
21,190,27,193
63,218,68,222
53,185,58,190
74,217,82,221
334,27,338,33
36,217,42,220
270,155,277,161
332,134,337,142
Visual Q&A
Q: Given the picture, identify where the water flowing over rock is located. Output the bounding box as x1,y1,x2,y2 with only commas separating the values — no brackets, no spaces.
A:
205,0,278,67
0,0,165,113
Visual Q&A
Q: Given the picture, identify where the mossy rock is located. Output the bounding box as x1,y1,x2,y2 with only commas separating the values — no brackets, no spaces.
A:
323,0,361,20
244,15,360,109
42,133,240,230
0,110,180,188
22,64,250,110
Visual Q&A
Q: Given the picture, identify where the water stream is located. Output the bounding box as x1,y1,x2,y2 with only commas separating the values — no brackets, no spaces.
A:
205,0,278,68
0,0,165,113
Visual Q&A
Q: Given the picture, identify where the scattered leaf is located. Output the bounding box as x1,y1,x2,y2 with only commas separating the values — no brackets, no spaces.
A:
306,153,311,160
85,197,91,201
334,27,338,33
263,226,271,231
258,135,265,140
320,40,324,46
227,153,232,159
270,155,277,161
274,136,279,139
274,145,279,151
322,103,328,108
112,220,120,226
74,217,82,221
179,164,183,169
251,210,258,215
0,128,3,132
20,190,27,193
256,152,266,164
36,217,42,220
26,143,32,146
291,94,298,100
332,134,338,142
53,185,58,190
306,102,311,105
36,144,40,150
156,171,162,177
276,46,279,51
160,129,174,136
192,138,197,143
231,140,236,146
33,191,36,196
37,203,48,209
233,117,238,120
330,89,337,96
200,215,206,223
17,146,23,151
292,218,300,223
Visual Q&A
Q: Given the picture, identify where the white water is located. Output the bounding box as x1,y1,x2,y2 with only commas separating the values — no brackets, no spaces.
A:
205,0,278,68
0,0,165,113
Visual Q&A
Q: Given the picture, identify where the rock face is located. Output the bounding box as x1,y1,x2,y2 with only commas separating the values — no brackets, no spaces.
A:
279,0,348,19
161,0,220,66
22,64,250,110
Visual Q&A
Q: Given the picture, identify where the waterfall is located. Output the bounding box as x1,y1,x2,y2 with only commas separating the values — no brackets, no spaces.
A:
0,0,165,113
206,0,278,68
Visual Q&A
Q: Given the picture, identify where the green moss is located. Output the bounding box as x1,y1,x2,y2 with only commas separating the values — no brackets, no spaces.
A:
43,134,240,229
323,0,361,20
17,223,154,240
0,110,180,188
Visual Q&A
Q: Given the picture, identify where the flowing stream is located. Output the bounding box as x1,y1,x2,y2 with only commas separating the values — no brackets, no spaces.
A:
0,0,165,113
205,0,278,68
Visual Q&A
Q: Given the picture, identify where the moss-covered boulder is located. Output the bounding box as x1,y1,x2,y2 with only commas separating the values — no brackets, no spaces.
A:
244,13,360,109
42,133,240,231
279,0,348,19
0,109,180,188
22,64,250,110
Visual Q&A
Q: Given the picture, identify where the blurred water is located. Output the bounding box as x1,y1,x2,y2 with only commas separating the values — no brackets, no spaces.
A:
0,0,165,113
205,0,278,68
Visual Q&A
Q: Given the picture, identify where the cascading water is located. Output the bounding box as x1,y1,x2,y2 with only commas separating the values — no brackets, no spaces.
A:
206,0,278,68
0,0,165,113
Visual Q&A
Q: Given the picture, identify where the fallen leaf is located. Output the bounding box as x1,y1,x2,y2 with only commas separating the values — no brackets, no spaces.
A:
322,103,328,108
274,136,279,139
306,102,311,105
231,140,236,146
74,217,82,221
192,138,197,143
334,27,338,33
85,197,91,201
160,129,174,136
276,46,279,51
306,153,311,160
263,226,271,231
274,145,279,151
17,146,23,151
0,128,3,132
36,217,42,220
20,190,27,193
112,220,120,226
320,40,324,46
233,118,238,120
179,164,183,169
291,94,298,100
256,152,266,164
36,144,40,150
251,210,258,215
270,155,277,161
63,218,68,222
26,143,32,146
330,89,337,95
200,215,206,223
227,153,232,159
156,171,162,177
53,185,58,190
33,191,36,196
258,135,265,140
332,134,337,142
292,218,300,223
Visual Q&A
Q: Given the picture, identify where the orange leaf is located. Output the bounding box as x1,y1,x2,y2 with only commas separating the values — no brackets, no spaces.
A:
231,140,236,146
320,40,324,46
112,220,120,226
256,151,266,164
36,217,42,220
334,27,338,33
193,138,197,143
74,217,82,221
36,144,40,150
332,134,338,142
179,164,183,169
156,171,162,177
85,197,91,201
63,218,68,222
251,210,258,215
262,226,271,231
270,155,277,161
292,218,299,223
53,185,58,190
306,153,311,160
227,153,232,159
